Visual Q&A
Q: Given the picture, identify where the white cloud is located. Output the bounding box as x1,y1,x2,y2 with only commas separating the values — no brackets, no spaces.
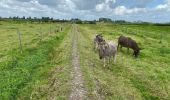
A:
95,0,147,15
0,0,68,18
0,0,13,9
95,3,106,12
57,0,76,12
156,4,168,10
155,0,170,11
114,6,146,15
0,0,170,22
95,0,116,12
105,0,116,4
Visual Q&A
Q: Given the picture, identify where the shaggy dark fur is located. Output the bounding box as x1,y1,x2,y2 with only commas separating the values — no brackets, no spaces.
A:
117,35,142,57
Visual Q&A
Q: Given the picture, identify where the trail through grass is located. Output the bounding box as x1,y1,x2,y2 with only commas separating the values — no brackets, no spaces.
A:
1,22,170,99
69,24,87,99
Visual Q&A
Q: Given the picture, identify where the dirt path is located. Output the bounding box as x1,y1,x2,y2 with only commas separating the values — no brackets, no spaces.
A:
69,24,87,100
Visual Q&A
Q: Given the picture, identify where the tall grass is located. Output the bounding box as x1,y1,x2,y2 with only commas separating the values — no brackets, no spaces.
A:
0,22,71,99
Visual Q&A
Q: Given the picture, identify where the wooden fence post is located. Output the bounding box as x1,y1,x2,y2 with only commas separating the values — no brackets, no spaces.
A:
17,28,23,54
60,23,62,32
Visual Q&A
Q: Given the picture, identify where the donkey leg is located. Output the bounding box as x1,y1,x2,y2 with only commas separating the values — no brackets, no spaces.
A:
117,43,119,51
103,58,106,67
133,51,135,56
107,57,110,65
109,57,111,64
120,46,123,51
113,54,117,63
127,48,129,53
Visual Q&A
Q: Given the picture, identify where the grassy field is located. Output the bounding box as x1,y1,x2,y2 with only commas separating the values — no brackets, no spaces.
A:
0,21,170,99
0,21,72,99
78,24,170,99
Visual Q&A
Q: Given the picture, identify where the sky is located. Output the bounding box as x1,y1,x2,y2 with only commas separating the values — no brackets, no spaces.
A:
0,0,170,23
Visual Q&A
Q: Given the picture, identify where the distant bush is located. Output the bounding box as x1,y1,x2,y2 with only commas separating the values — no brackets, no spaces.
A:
154,23,170,26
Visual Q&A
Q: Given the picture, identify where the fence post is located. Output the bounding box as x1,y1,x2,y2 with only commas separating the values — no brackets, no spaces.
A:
60,24,62,32
17,28,23,54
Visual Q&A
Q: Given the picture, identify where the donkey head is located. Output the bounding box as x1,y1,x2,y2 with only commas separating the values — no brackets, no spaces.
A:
98,41,108,59
96,34,104,43
134,48,143,57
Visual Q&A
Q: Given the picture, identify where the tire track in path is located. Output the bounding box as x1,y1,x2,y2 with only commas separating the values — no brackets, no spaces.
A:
69,24,87,100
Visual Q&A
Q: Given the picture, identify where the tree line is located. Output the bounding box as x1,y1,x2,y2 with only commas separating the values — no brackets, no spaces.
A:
0,16,170,25
0,16,69,23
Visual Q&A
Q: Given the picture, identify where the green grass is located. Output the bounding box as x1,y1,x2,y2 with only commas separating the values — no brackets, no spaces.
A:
1,21,170,99
0,21,61,64
0,21,71,99
78,23,170,99
25,26,73,100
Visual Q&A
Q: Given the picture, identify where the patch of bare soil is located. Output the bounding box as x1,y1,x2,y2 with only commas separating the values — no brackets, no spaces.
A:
69,25,87,100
